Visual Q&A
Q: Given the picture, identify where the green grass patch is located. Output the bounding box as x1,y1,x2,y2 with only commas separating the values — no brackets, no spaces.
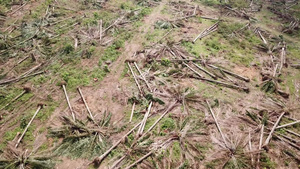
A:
0,87,23,108
98,40,123,66
281,70,300,96
287,44,300,59
36,103,59,121
171,141,181,162
60,68,90,89
260,152,276,169
158,117,175,136
199,0,221,6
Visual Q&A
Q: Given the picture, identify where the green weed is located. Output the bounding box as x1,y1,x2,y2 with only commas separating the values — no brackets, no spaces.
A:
171,141,181,162
160,117,175,131
98,40,123,67
200,0,221,6
260,153,276,169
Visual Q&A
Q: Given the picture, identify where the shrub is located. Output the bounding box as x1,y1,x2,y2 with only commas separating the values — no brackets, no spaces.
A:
63,44,74,54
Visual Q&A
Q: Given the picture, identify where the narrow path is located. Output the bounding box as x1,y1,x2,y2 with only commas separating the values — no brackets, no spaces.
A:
81,0,168,120
54,2,168,168
109,0,167,76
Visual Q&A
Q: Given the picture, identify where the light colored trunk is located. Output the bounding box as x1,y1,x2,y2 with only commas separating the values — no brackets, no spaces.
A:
15,106,42,148
62,85,76,121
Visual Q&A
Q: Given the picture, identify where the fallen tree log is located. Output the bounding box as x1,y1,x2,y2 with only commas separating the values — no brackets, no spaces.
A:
124,151,153,169
274,134,300,151
276,120,300,129
248,130,254,165
77,87,95,122
183,62,204,78
145,101,178,133
291,64,300,69
5,54,34,74
0,87,31,111
184,62,249,92
200,77,249,92
127,62,143,94
0,70,45,85
264,112,285,146
129,102,135,123
257,114,300,138
208,64,250,82
110,155,127,169
61,83,76,121
15,104,43,148
93,122,142,165
9,2,27,15
99,19,102,43
137,102,153,136
154,59,203,62
193,63,217,79
257,124,264,168
124,137,178,169
196,27,218,40
101,16,124,36
193,22,219,43
200,16,219,20
279,42,286,74
133,62,152,92
256,28,268,45
50,4,76,11
153,28,174,45
206,100,228,148
20,63,43,78
132,102,178,145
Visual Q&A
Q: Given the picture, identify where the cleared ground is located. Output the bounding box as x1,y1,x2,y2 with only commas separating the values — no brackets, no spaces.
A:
0,0,300,168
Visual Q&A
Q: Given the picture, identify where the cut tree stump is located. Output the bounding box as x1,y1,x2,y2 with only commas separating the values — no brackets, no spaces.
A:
93,121,142,165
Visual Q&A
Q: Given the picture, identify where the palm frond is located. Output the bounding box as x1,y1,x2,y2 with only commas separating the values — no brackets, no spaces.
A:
49,114,111,159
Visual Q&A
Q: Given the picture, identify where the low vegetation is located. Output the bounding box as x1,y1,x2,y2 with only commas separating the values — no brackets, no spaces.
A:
0,0,300,168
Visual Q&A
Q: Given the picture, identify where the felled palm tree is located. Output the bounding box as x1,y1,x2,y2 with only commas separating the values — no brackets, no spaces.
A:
0,145,54,169
49,112,112,159
260,76,289,98
146,41,189,60
162,86,202,115
141,117,206,168
208,130,254,169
